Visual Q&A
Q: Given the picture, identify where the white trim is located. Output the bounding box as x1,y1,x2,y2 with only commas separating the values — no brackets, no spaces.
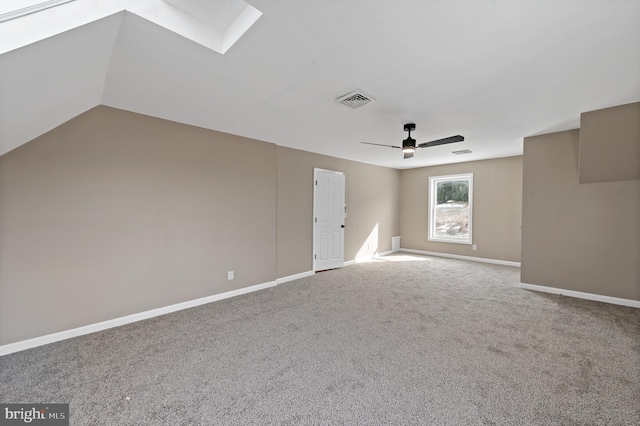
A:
516,282,640,308
428,173,473,245
0,0,76,23
0,280,278,356
400,248,521,267
345,250,394,266
1,270,325,356
276,270,315,285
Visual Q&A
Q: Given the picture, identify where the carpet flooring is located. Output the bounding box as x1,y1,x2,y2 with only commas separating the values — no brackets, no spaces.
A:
1,254,639,425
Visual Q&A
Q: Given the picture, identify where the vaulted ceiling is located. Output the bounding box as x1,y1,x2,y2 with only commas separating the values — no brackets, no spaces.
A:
1,0,639,169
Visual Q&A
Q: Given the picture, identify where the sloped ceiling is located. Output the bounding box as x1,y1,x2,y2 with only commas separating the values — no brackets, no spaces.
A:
0,12,122,155
1,0,639,169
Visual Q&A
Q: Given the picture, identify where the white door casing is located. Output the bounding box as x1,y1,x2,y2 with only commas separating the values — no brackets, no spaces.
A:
313,168,345,271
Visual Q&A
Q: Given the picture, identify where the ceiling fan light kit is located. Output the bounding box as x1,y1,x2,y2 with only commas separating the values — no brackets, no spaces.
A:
402,123,416,154
362,123,464,159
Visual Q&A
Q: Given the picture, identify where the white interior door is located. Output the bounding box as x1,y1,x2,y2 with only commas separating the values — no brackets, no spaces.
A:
313,169,345,271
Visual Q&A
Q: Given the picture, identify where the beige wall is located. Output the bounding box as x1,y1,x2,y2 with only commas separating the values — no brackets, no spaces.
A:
0,106,278,345
0,106,401,345
399,156,523,263
579,102,640,184
276,146,400,278
7,100,636,347
521,129,640,301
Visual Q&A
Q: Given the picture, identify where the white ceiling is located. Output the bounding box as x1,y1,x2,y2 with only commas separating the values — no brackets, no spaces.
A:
1,0,639,169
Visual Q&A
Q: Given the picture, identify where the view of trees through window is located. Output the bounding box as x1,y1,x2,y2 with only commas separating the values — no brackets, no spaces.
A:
429,174,472,243
436,181,469,204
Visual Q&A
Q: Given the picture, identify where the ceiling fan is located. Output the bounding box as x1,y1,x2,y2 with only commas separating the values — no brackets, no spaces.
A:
362,123,464,159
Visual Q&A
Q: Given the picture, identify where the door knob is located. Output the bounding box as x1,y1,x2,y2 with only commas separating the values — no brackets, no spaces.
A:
341,225,345,228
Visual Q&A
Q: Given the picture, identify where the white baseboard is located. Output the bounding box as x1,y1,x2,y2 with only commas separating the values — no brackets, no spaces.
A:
0,279,288,357
516,282,640,308
344,250,395,266
276,270,314,284
399,248,521,267
1,270,323,357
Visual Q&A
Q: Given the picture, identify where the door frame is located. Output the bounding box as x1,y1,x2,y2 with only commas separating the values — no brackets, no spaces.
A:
312,168,345,271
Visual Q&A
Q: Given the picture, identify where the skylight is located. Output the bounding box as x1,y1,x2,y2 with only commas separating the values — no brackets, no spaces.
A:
0,0,262,54
0,0,76,23
159,0,262,54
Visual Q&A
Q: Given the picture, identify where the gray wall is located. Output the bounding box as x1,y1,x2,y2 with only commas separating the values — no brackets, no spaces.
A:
277,146,400,278
4,101,637,346
399,156,523,263
0,106,278,344
521,129,640,301
579,102,640,184
0,106,401,345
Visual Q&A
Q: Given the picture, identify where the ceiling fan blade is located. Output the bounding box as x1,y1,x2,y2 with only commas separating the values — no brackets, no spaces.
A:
403,151,414,159
418,135,465,148
361,142,401,149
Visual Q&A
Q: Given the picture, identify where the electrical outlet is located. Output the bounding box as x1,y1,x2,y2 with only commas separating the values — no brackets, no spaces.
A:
228,271,234,280
472,244,477,251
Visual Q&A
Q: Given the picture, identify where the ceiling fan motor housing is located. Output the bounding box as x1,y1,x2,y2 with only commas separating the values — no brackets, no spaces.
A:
403,137,416,150
402,123,416,151
360,122,462,159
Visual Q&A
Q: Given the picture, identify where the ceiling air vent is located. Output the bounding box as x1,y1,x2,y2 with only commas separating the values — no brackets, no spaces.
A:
452,149,472,155
336,90,375,109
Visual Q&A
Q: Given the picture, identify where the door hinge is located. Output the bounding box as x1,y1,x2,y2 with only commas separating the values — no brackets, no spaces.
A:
315,217,317,222
314,254,316,259
315,180,317,185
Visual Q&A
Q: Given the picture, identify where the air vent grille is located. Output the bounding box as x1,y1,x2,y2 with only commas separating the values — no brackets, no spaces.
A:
336,90,375,109
452,149,472,155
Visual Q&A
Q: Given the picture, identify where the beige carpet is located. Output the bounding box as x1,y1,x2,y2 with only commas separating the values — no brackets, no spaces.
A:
1,253,639,425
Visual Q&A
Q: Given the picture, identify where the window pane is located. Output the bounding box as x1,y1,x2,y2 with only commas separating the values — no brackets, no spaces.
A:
434,202,469,239
428,174,473,244
434,179,469,240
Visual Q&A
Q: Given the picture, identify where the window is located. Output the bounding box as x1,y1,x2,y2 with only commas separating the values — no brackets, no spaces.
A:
429,173,473,244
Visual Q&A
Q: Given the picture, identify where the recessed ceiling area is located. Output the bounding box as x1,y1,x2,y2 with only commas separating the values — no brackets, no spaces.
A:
0,0,261,54
163,0,254,33
0,0,77,23
0,0,638,169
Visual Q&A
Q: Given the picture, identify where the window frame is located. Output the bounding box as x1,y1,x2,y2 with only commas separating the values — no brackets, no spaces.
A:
428,173,473,244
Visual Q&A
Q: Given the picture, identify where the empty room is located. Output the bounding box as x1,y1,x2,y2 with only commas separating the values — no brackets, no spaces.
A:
1,1,639,425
